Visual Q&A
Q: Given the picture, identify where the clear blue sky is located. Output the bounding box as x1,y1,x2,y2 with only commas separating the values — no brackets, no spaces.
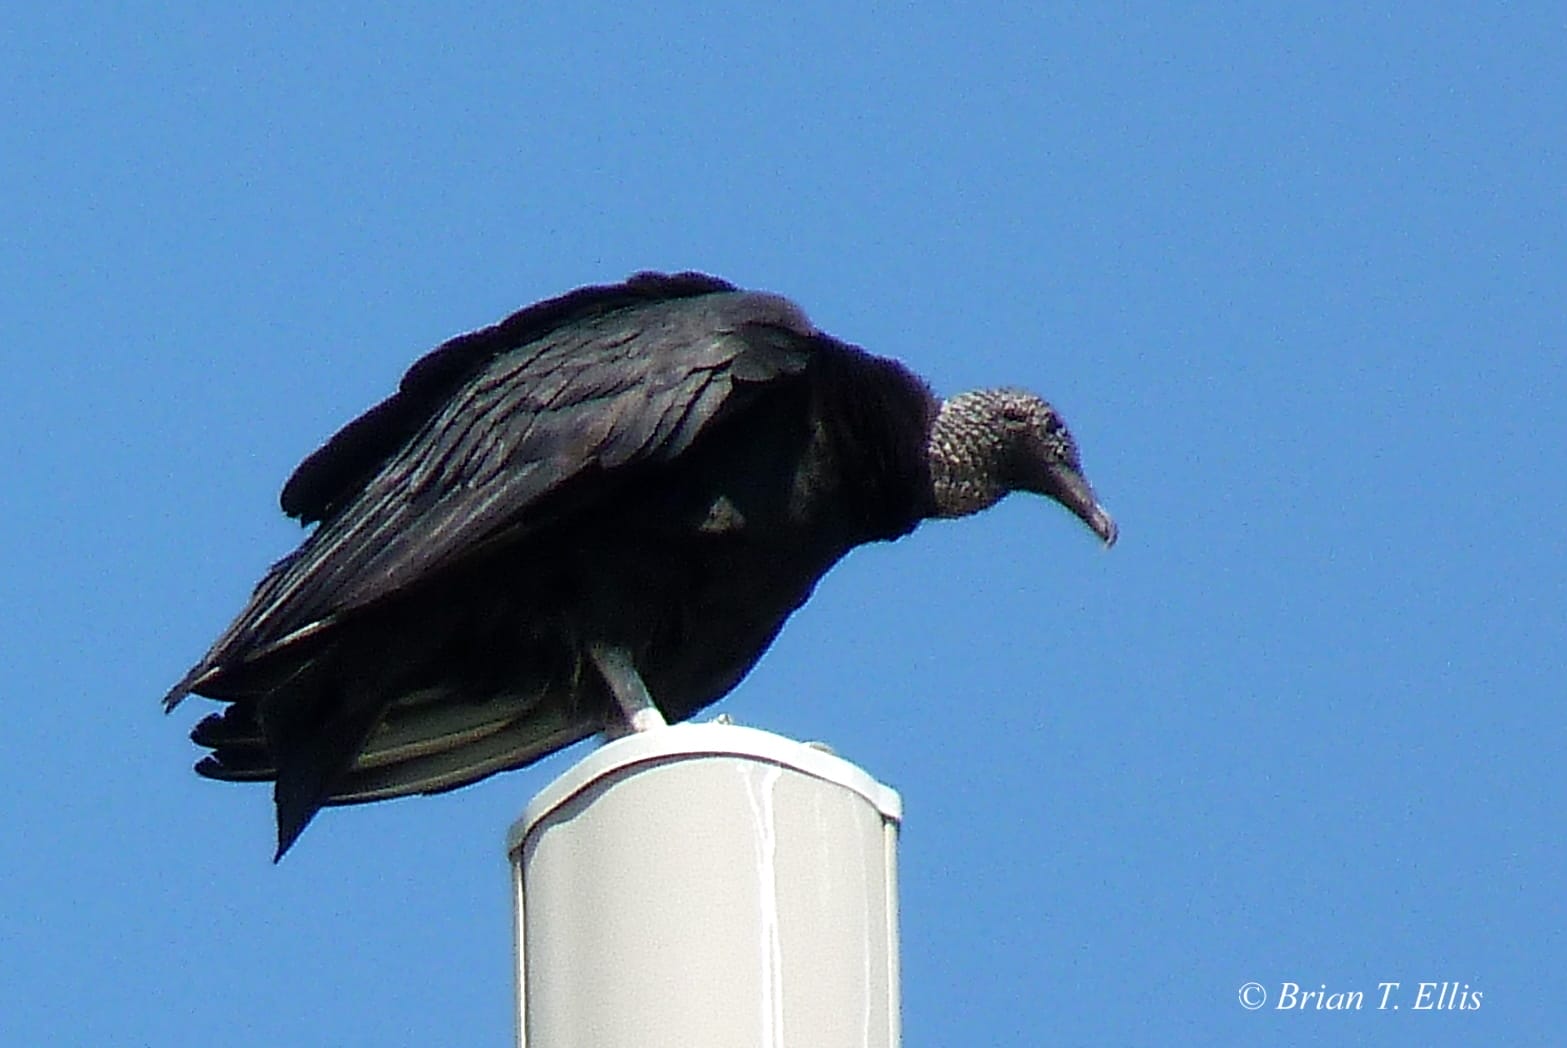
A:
4,5,1562,1045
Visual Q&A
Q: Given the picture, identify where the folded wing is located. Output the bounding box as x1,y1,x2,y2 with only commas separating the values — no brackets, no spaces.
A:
164,274,815,709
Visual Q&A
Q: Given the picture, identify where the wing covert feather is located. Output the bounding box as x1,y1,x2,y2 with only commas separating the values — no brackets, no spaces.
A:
189,289,815,681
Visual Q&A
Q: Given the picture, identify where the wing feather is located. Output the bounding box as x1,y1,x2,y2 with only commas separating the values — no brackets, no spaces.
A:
165,281,815,709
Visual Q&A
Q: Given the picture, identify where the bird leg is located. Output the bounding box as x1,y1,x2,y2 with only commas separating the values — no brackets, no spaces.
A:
588,642,668,736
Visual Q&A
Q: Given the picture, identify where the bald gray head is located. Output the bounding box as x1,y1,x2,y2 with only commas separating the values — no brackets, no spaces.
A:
928,388,1117,545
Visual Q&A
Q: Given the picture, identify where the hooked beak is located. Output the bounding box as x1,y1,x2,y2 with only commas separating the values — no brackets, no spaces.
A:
1048,465,1118,548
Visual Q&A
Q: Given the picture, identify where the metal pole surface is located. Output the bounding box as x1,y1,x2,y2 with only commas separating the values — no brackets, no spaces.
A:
508,722,902,1048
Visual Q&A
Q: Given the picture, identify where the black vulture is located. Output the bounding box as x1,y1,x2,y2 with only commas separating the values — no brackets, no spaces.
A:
164,272,1117,858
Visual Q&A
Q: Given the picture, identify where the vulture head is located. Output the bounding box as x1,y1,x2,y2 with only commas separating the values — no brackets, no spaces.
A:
928,388,1117,546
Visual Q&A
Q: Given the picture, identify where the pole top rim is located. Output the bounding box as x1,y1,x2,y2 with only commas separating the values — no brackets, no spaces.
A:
506,721,902,855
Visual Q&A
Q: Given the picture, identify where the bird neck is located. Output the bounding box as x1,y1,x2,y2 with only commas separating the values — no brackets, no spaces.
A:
927,393,1009,518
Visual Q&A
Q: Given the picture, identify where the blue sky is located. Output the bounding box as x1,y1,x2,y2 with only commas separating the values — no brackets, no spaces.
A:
4,5,1562,1045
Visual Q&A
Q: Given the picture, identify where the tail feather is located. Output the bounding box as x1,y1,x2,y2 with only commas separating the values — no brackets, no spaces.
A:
353,689,538,768
186,678,599,858
194,753,274,782
263,680,390,860
331,712,589,804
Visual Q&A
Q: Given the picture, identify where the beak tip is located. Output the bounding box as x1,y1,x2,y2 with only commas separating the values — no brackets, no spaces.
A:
1091,507,1118,548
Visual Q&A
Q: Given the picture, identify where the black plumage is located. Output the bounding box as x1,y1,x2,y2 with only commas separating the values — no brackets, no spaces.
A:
164,272,1116,857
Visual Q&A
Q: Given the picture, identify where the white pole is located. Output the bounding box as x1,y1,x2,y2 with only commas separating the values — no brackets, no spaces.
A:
507,721,902,1048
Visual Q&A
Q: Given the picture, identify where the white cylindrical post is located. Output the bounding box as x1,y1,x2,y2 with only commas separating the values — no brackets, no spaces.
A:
507,721,902,1048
